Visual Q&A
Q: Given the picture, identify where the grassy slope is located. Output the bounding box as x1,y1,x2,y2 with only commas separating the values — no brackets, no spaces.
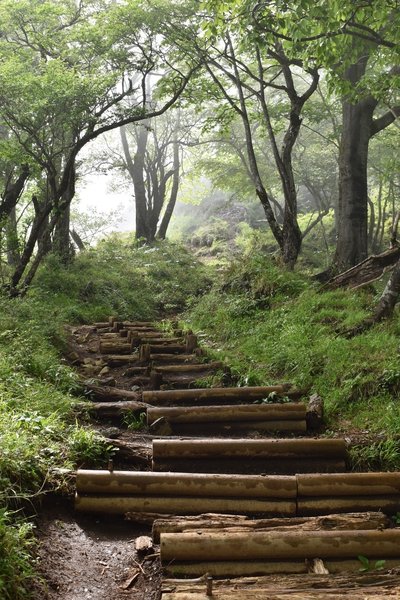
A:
0,239,210,599
184,252,400,467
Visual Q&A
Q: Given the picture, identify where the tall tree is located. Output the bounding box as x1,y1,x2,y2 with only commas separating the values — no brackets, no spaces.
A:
0,0,196,293
247,0,400,270
119,108,182,242
186,13,320,266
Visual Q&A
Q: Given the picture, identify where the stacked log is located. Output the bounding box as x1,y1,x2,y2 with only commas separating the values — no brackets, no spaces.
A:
160,529,400,577
152,438,348,474
147,403,307,435
122,321,156,327
160,571,400,599
99,340,133,354
142,385,293,407
297,472,400,515
149,354,203,365
102,354,140,367
81,399,147,419
153,362,224,374
83,384,141,402
74,470,297,516
152,511,391,543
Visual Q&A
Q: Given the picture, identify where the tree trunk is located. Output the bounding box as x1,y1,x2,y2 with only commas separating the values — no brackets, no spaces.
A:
6,206,21,266
70,228,85,251
53,205,73,264
373,257,400,321
10,193,54,293
0,165,30,221
157,112,181,239
334,54,377,270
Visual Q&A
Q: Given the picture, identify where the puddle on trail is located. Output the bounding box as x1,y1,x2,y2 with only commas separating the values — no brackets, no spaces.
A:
33,496,161,600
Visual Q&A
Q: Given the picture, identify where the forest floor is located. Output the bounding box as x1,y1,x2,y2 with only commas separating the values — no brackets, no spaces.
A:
32,324,162,600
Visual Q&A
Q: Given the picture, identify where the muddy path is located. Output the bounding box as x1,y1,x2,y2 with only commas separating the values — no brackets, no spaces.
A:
33,322,170,600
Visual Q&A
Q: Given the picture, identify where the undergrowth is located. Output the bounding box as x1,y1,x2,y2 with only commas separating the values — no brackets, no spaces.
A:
0,237,210,599
184,250,400,454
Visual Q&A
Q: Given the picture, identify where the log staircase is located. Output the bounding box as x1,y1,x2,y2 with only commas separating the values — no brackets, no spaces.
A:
72,317,400,598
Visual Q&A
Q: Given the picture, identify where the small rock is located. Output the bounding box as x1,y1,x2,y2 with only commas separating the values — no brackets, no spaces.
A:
135,536,153,554
99,366,111,376
101,427,120,439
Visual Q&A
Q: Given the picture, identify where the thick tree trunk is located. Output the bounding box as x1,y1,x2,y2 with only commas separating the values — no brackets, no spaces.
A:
53,205,73,264
333,50,385,271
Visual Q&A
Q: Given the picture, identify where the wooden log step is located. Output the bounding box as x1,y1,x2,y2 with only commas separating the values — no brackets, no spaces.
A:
126,327,161,334
154,421,307,435
154,362,224,373
102,439,151,465
147,404,306,424
98,332,119,339
152,511,391,543
76,470,297,498
298,472,400,496
99,341,133,354
161,572,400,598
160,529,400,563
83,400,148,419
147,344,189,354
152,438,347,459
74,494,295,516
93,322,110,328
152,439,347,474
163,557,400,578
123,366,150,376
103,354,140,366
83,384,141,402
152,457,347,475
122,321,156,327
298,496,400,515
150,354,202,364
134,337,184,345
143,385,293,405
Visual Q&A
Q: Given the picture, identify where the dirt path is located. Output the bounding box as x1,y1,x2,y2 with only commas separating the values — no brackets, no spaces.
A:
33,318,400,599
35,497,161,600
33,322,165,600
